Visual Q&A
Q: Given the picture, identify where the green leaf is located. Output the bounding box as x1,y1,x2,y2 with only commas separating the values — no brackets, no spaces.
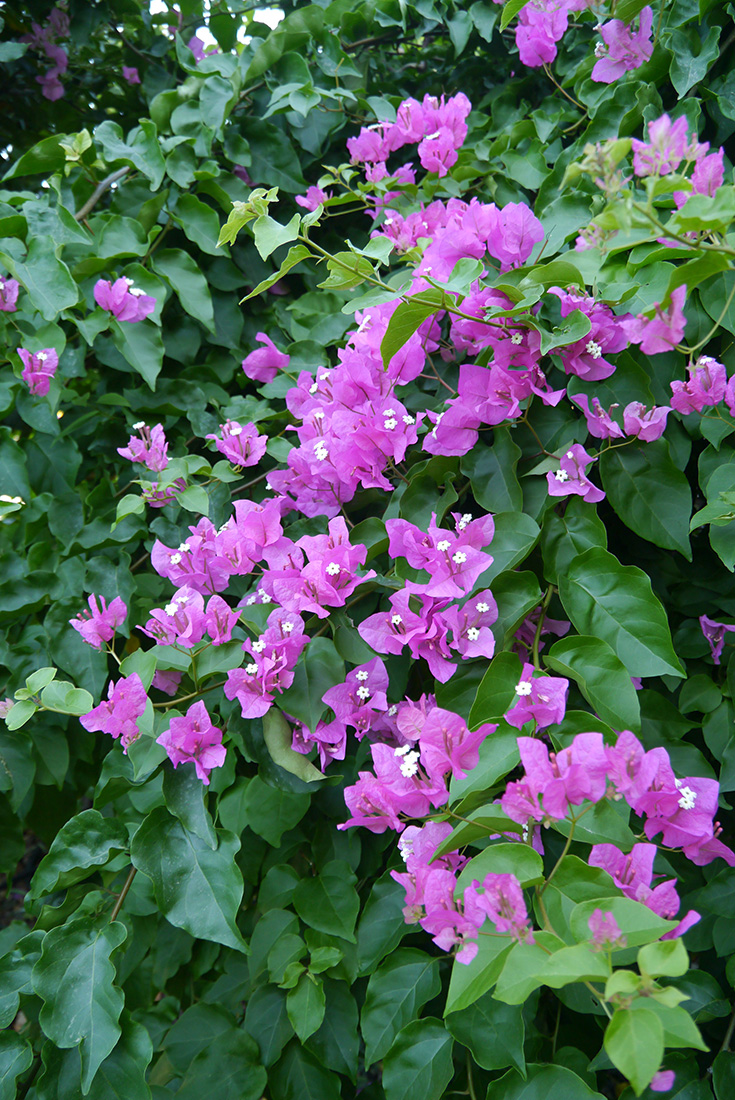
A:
237,775,310,847
545,635,641,732
4,700,36,731
446,993,525,1073
84,1014,153,1100
570,897,674,948
600,442,692,559
483,511,540,583
286,974,326,1042
381,1018,454,1100
317,250,375,291
356,872,410,975
490,1063,605,1100
176,1028,266,1100
0,238,78,320
537,943,611,988
25,667,57,694
604,1006,664,1095
492,570,544,647
268,1043,341,1100
110,320,164,390
468,651,523,729
361,949,441,1066
131,806,246,951
162,1003,235,1074
669,26,720,97
162,762,217,848
241,244,312,301
461,428,522,512
494,933,566,1004
449,725,520,811
241,118,307,193
40,680,94,716
305,980,359,1081
558,548,684,678
501,0,529,30
380,290,444,369
32,918,127,1094
152,249,215,332
3,135,64,179
293,860,359,943
637,938,689,979
0,1031,33,1099
263,709,325,783
244,986,292,1067
174,193,224,255
541,497,607,585
445,935,513,1014
29,810,128,899
253,212,301,261
540,308,591,354
94,120,165,189
278,638,344,732
456,842,544,893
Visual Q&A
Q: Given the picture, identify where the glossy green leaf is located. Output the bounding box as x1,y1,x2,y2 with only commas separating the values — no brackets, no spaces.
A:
293,860,359,943
361,949,441,1066
446,993,525,1073
604,1006,664,1095
381,1018,454,1100
29,809,128,899
545,635,641,731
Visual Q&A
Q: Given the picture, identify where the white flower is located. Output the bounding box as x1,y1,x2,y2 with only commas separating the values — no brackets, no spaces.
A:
554,470,570,483
458,513,472,530
357,686,370,700
313,409,325,420
246,595,257,606
515,681,532,696
252,639,266,653
282,621,294,633
384,408,396,416
511,332,523,345
261,593,272,604
403,414,415,425
452,551,467,564
170,553,182,565
132,421,146,430
326,562,340,576
436,539,451,552
476,601,489,613
355,671,369,681
391,614,403,625
384,418,397,431
398,835,413,862
129,286,145,297
164,603,178,617
467,627,480,641
245,662,259,675
178,543,190,552
388,704,398,716
399,750,420,778
314,441,329,461
677,784,697,810
309,382,319,394
229,423,243,436
36,351,48,362
586,339,603,359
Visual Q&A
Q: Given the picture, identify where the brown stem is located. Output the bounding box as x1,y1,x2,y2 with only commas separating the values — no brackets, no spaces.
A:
74,167,131,222
110,866,137,922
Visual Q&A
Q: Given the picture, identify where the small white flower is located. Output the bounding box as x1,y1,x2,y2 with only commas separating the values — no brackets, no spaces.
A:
314,441,329,461
511,332,523,345
129,286,145,297
384,408,396,417
399,750,420,778
403,414,415,425
326,562,340,576
313,409,325,420
391,614,403,625
133,421,146,430
246,595,257,606
566,450,575,459
164,602,178,616
36,351,48,362
357,686,370,700
170,553,182,565
355,671,369,682
229,423,243,436
677,785,697,810
282,621,294,633
398,835,413,861
515,681,533,696
252,639,266,653
425,130,441,140
436,539,451,552
554,470,570,483
394,744,410,756
467,627,480,641
594,42,606,57
261,593,272,604
458,513,472,530
586,339,603,359
384,418,397,431
178,542,190,552
476,601,489,613
388,704,398,716
309,382,319,394
245,662,259,675
452,551,467,564
123,277,134,287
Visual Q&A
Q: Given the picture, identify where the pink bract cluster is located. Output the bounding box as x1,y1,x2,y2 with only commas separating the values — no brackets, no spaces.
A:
94,277,156,323
21,5,69,100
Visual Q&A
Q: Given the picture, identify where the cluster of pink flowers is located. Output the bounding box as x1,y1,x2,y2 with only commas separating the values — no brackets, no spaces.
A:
206,420,268,467
591,6,653,84
94,277,156,323
156,700,225,784
21,5,69,101
17,348,59,397
70,594,127,649
345,92,471,179
80,672,148,750
118,423,169,471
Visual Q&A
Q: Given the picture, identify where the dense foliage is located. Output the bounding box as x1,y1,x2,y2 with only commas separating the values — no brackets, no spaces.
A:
2,1,735,1098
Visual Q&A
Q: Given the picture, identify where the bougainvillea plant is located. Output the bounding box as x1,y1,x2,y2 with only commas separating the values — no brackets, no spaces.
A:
2,1,735,1098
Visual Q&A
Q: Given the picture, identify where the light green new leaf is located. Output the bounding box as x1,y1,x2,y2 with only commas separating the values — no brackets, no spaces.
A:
264,709,326,783
604,1006,664,1095
287,974,326,1042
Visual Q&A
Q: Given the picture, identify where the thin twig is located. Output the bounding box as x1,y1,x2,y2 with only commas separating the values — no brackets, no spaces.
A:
75,166,131,221
110,866,137,922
